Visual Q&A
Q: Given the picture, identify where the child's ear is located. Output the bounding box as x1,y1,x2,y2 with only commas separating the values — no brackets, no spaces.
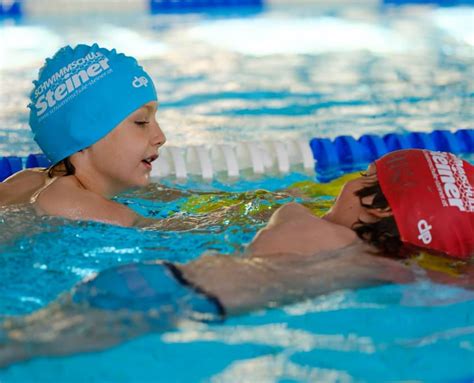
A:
366,206,393,219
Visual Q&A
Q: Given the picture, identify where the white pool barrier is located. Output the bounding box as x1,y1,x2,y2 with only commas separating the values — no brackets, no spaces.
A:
150,139,314,179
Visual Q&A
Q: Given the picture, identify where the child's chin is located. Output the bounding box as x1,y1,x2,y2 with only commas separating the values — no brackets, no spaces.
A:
134,176,151,188
121,178,150,192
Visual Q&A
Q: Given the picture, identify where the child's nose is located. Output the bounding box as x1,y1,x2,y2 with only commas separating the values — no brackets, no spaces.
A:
151,121,166,148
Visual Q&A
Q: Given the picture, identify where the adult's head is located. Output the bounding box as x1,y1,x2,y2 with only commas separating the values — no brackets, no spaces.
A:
28,43,165,194
324,149,474,259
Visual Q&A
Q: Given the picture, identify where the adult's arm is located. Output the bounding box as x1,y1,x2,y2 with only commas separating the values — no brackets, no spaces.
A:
179,241,415,316
0,242,413,368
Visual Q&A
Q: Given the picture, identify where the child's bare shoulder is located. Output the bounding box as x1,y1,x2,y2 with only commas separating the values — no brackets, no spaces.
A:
0,170,47,205
35,176,137,226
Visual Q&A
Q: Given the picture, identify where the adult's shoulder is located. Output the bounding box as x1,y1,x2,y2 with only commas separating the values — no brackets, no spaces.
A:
247,202,357,257
271,202,356,241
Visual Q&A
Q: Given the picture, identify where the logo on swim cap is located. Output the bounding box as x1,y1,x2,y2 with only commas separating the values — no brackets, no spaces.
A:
34,52,113,121
132,76,149,88
425,150,474,213
417,219,432,245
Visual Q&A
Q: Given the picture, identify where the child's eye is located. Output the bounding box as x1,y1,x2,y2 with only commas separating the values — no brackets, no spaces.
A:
135,121,150,126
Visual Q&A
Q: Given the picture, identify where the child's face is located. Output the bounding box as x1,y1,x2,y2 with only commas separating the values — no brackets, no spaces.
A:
85,101,165,195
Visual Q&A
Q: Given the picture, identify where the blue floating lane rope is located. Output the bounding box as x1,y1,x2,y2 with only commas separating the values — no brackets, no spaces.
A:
383,133,413,151
25,153,52,169
0,0,21,18
310,129,473,181
455,129,474,152
407,132,437,151
0,156,22,182
358,134,387,162
149,0,263,12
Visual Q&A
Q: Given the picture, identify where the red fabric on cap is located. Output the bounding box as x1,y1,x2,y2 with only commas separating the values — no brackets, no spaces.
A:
375,149,474,259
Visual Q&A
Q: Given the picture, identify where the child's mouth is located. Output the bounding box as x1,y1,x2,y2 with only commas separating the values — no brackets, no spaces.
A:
141,154,158,169
141,160,152,169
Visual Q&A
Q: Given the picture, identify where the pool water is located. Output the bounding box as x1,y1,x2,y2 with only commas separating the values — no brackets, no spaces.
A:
1,1,474,381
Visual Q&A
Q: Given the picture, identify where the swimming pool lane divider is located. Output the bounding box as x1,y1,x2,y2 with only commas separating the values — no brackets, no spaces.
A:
0,0,264,18
1,129,472,183
150,0,263,11
311,129,473,181
3,0,473,18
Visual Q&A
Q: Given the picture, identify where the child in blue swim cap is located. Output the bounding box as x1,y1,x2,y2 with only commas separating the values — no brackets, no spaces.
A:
0,43,166,226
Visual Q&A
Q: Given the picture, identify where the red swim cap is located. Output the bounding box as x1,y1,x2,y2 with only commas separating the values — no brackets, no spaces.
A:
375,149,474,259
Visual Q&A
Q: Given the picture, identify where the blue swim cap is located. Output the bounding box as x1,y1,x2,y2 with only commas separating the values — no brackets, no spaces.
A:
28,43,158,164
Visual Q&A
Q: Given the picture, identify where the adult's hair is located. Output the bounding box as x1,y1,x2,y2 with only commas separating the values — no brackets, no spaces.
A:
352,174,408,257
47,157,76,178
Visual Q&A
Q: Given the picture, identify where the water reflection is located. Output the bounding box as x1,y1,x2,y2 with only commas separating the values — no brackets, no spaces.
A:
0,3,472,153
